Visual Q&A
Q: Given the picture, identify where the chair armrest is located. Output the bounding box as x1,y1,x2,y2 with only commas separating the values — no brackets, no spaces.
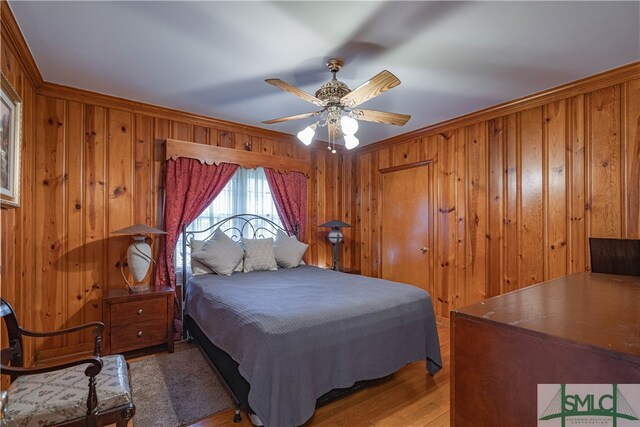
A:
18,322,104,338
0,356,103,378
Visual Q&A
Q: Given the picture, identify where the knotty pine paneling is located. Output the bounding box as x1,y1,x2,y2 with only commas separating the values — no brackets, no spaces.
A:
355,79,640,321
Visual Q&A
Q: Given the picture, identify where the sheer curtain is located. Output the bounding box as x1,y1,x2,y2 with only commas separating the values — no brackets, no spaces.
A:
175,167,282,275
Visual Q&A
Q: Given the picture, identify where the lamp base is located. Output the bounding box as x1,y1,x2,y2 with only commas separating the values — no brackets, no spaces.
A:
128,284,150,294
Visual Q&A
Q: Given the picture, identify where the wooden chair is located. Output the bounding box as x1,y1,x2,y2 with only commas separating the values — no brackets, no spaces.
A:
0,298,135,427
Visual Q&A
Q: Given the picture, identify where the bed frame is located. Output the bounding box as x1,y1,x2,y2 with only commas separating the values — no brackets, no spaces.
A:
180,214,383,425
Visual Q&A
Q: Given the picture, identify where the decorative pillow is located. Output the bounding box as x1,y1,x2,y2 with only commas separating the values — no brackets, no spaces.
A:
191,239,243,275
273,230,308,268
190,240,211,276
242,238,278,272
191,229,244,276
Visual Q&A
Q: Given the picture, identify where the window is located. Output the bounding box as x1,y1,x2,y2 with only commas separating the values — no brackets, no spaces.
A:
174,167,281,276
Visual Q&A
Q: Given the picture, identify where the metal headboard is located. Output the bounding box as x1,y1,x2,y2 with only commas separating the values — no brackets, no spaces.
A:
180,214,298,336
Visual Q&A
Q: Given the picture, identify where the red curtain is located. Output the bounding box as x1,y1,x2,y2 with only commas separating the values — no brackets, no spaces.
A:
155,158,239,289
264,168,307,240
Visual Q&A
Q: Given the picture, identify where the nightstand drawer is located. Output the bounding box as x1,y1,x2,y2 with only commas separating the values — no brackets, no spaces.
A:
110,320,167,353
110,297,167,326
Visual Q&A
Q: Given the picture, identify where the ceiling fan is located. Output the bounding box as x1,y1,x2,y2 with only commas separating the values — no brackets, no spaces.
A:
262,58,410,152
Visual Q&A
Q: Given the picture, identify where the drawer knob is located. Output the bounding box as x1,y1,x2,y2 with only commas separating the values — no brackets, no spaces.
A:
137,309,143,315
137,331,144,337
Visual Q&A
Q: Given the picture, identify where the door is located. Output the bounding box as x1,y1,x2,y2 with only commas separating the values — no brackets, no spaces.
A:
380,164,432,291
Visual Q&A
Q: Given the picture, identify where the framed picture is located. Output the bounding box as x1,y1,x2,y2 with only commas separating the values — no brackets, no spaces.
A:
1,73,22,208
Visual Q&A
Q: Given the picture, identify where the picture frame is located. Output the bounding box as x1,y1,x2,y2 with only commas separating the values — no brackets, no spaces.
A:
1,73,22,208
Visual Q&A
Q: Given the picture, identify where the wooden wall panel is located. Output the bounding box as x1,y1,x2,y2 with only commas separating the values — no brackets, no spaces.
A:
65,101,85,347
588,86,622,238
465,122,488,304
82,105,107,344
107,109,134,289
624,80,640,238
568,95,587,273
134,114,154,225
487,118,504,297
454,129,468,311
503,114,520,293
34,96,66,350
355,77,639,321
435,133,456,316
544,101,568,279
519,107,544,287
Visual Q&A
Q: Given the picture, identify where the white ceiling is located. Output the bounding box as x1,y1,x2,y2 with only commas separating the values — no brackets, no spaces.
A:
9,1,640,146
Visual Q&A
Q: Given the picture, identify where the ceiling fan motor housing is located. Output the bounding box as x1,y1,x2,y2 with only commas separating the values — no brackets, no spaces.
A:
315,80,351,106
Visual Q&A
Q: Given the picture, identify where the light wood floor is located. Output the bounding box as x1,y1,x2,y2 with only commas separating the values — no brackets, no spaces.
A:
192,323,450,427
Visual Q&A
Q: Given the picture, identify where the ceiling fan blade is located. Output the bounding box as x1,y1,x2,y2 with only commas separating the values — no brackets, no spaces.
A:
265,79,325,106
340,70,401,108
262,111,320,124
351,109,411,126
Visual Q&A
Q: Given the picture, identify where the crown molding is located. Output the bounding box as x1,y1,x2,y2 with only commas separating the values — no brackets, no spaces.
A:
1,0,44,89
357,61,640,154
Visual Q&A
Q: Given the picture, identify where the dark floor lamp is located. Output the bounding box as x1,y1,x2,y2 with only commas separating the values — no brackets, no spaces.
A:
318,220,351,271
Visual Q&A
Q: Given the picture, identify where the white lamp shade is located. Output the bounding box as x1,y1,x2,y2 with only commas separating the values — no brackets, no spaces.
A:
128,236,153,284
344,134,360,150
297,126,315,145
341,115,359,135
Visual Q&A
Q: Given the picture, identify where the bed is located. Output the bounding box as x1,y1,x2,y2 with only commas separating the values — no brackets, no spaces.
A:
180,215,442,427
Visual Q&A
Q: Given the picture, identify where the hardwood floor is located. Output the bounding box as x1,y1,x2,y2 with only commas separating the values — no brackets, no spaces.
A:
192,323,450,427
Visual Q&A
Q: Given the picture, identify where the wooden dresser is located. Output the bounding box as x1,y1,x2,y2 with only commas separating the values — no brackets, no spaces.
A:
103,286,174,355
451,273,640,427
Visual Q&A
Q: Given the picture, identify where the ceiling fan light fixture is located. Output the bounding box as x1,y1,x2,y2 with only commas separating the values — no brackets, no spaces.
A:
344,134,360,150
297,124,316,146
340,115,358,135
263,58,410,153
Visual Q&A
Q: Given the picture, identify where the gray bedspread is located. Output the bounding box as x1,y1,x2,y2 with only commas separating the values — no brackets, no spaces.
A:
186,265,442,427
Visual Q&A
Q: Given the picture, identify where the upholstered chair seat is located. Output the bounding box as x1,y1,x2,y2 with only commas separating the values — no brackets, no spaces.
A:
3,355,132,427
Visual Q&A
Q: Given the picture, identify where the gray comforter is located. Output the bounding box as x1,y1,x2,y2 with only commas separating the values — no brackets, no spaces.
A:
186,266,442,427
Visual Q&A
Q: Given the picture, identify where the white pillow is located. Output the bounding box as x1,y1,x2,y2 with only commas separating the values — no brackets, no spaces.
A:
242,238,278,272
191,229,244,276
274,230,308,268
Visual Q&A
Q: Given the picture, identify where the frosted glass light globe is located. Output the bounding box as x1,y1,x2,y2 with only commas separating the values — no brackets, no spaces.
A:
344,134,360,150
327,229,344,244
297,126,315,145
341,115,359,135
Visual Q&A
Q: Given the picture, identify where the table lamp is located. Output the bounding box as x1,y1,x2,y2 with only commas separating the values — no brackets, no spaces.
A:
111,224,167,293
318,220,351,271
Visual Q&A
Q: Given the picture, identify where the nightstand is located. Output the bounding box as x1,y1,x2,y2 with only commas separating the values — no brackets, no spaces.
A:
102,286,174,355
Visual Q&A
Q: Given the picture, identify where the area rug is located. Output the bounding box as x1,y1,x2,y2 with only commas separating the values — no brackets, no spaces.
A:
129,347,233,426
